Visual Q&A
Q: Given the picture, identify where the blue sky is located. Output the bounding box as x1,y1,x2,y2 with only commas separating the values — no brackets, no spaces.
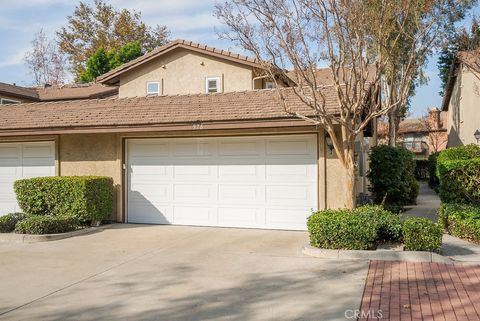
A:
0,0,478,117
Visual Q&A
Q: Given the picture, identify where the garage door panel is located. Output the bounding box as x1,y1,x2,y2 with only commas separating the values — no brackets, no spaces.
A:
129,142,170,157
127,135,317,230
0,142,54,215
128,203,172,224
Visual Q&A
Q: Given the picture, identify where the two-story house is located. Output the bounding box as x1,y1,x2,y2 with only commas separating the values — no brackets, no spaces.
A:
0,39,375,231
442,50,480,147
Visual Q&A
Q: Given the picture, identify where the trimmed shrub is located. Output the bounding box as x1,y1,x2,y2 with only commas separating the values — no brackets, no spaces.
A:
368,145,419,206
14,215,78,235
307,209,378,250
439,203,480,243
402,217,443,253
0,213,28,233
428,152,440,191
14,176,113,224
307,205,402,250
437,144,480,205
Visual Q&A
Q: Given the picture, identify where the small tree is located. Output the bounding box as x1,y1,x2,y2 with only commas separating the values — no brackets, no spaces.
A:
215,0,475,208
419,110,448,154
24,29,68,86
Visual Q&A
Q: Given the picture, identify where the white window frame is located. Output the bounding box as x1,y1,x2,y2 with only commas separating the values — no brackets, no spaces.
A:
146,81,161,96
0,98,20,104
265,81,275,89
206,77,221,93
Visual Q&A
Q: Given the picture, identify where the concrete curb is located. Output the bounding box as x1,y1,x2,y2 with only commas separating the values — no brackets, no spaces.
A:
302,244,453,263
0,224,113,244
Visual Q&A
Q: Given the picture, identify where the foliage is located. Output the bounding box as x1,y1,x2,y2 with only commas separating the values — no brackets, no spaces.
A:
14,176,113,224
437,144,480,204
428,152,440,191
14,216,78,235
439,203,480,243
57,0,169,79
80,41,143,82
368,145,419,206
415,160,429,180
307,205,402,250
402,217,443,253
0,213,28,233
438,18,480,95
24,28,67,86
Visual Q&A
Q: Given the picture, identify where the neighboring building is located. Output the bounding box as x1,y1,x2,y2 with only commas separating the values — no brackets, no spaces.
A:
377,108,448,159
442,50,480,147
0,82,118,104
0,39,376,231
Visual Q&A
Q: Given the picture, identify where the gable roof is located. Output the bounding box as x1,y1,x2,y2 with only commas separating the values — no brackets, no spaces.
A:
0,87,341,136
442,50,480,111
97,39,261,85
0,82,39,101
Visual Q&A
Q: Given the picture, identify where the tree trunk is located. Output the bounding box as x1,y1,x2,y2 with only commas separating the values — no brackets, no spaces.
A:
388,110,397,146
344,147,356,209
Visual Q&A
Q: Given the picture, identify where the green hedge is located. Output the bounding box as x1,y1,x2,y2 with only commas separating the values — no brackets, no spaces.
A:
15,215,78,235
428,152,440,191
437,145,480,205
402,217,443,253
367,145,419,207
439,203,480,243
307,205,402,250
14,176,114,224
0,213,28,233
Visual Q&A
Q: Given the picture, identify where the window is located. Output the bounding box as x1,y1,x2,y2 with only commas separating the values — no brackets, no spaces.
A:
265,82,275,89
206,77,221,93
0,98,20,105
146,82,160,96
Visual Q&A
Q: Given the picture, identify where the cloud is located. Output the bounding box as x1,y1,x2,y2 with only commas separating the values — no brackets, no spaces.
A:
0,48,29,68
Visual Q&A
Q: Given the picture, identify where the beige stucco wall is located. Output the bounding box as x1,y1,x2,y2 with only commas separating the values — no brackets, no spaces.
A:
118,48,254,98
447,65,480,147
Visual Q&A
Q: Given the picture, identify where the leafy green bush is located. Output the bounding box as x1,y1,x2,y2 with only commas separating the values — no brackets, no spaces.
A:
0,213,28,233
428,152,440,191
439,203,480,243
437,144,480,205
14,176,113,224
402,217,443,252
368,145,419,207
14,215,78,235
307,205,401,250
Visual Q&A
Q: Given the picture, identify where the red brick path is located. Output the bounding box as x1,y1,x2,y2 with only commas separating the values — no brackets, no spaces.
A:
359,261,480,321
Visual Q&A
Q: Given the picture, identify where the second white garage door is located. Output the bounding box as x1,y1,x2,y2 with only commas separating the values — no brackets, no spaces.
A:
126,134,318,230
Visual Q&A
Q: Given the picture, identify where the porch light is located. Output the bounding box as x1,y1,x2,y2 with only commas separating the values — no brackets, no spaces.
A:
325,136,334,154
475,129,480,143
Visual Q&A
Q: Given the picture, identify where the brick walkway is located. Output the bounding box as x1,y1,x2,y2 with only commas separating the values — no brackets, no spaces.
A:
359,261,480,321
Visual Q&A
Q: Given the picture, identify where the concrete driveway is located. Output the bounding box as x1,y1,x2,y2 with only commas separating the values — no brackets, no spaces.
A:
0,224,368,321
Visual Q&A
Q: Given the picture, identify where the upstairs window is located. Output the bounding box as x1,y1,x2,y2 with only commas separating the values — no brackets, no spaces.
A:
0,98,20,104
146,82,160,96
206,77,221,93
265,82,275,89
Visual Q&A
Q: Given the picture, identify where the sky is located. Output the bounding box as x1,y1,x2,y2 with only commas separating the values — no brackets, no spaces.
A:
0,0,479,117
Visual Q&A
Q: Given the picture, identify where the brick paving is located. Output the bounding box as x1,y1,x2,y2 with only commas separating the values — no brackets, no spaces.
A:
359,261,480,321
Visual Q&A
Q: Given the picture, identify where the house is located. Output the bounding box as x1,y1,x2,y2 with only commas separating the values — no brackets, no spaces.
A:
377,108,448,159
442,50,480,147
0,39,375,231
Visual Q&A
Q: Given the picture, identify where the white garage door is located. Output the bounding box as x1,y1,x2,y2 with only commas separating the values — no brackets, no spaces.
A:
0,141,55,214
127,134,318,230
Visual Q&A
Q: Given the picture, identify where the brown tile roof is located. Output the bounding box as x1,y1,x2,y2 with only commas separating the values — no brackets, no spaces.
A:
0,87,340,135
286,65,377,86
442,50,480,111
35,83,118,101
0,82,39,101
97,39,261,85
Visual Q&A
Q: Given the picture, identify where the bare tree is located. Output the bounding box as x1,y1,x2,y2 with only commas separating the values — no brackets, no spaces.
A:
24,29,68,86
419,110,448,154
215,0,474,208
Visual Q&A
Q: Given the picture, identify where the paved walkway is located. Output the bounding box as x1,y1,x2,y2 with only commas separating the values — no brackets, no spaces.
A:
402,181,440,222
359,261,480,321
